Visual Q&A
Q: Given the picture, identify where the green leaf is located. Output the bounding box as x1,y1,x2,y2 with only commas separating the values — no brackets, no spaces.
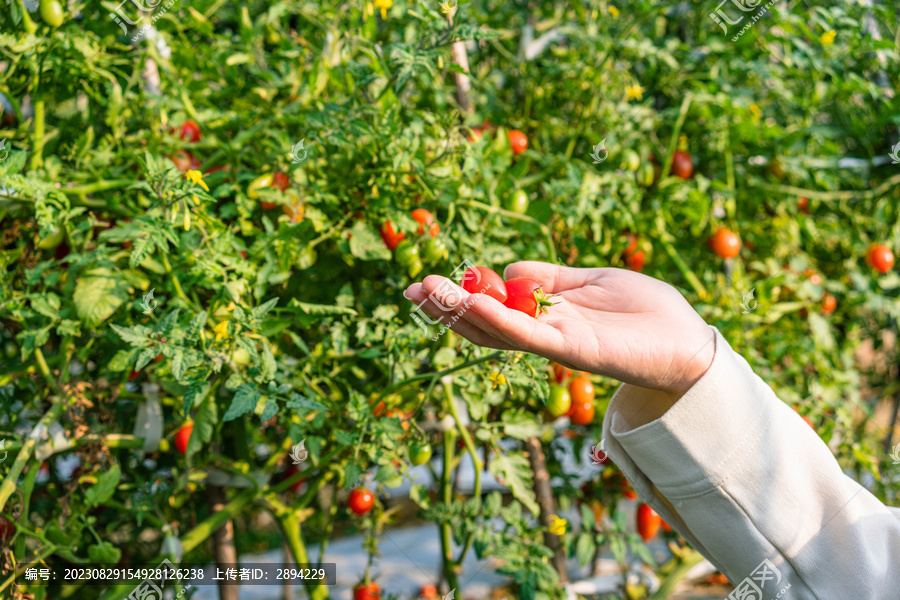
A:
223,384,261,422
73,268,126,328
170,348,187,381
85,465,120,507
108,349,136,372
501,410,543,440
88,541,121,564
347,221,392,261
110,324,152,346
187,394,218,456
16,325,51,361
575,532,595,567
489,453,539,516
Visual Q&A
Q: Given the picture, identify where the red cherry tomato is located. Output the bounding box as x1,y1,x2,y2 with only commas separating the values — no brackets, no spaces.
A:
411,208,439,237
0,516,14,542
503,278,553,317
621,480,637,501
551,362,572,383
284,464,305,494
272,171,290,192
821,292,837,315
797,196,810,214
178,120,201,143
625,249,645,272
708,228,741,258
379,221,406,251
622,232,638,256
353,582,381,600
462,266,508,304
636,503,662,541
661,519,672,533
671,150,693,179
866,244,894,274
174,422,193,455
507,129,528,155
569,399,595,425
568,377,595,425
803,269,822,286
348,487,375,515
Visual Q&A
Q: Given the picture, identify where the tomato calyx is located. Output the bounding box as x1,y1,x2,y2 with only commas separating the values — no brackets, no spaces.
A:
529,285,556,318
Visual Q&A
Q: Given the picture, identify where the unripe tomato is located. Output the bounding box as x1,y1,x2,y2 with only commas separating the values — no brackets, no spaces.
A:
353,582,381,600
620,149,640,171
636,503,662,541
671,150,693,179
462,266,508,304
395,241,420,268
411,209,438,237
507,129,528,155
409,442,433,466
708,228,741,258
866,244,894,273
173,422,193,455
423,237,448,263
348,487,375,515
379,221,405,251
282,190,304,222
546,385,572,419
178,120,201,143
37,227,66,250
636,161,655,187
40,0,65,27
247,173,277,209
625,249,645,272
505,189,529,214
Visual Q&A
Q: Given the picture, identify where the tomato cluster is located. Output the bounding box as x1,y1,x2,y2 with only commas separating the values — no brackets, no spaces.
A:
380,209,446,277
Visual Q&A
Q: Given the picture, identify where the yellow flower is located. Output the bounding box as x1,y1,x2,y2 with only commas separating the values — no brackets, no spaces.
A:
226,302,236,311
548,515,567,536
488,371,506,389
608,5,619,18
819,30,835,46
625,83,643,101
213,320,229,341
185,169,209,192
439,0,456,14
373,0,392,19
749,103,761,122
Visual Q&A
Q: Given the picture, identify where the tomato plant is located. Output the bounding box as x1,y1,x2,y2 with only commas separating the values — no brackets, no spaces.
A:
0,1,897,599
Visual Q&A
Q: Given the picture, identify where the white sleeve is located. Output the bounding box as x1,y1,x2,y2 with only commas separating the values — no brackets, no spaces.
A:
601,327,900,599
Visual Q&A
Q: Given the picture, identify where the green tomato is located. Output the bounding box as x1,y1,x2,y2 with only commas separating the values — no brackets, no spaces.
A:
504,189,529,214
620,149,641,171
410,442,433,466
394,240,420,267
231,347,251,366
4,341,17,359
40,0,64,27
37,227,65,250
636,162,655,187
546,385,572,419
247,173,274,199
423,237,448,263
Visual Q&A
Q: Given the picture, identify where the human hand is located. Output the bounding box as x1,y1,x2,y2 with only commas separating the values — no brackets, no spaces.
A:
405,261,715,399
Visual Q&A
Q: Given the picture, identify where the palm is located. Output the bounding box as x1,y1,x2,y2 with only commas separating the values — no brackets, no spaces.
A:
405,261,715,396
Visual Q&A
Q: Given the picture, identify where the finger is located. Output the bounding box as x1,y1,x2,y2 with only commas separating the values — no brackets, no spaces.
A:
502,261,606,293
405,281,517,350
461,291,570,355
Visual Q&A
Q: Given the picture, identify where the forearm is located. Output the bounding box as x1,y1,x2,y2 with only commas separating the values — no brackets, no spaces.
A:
602,328,900,599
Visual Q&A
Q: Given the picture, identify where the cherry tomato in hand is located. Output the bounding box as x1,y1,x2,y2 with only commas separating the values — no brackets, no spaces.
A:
708,228,741,258
174,422,193,455
348,487,375,515
503,278,554,318
462,267,508,304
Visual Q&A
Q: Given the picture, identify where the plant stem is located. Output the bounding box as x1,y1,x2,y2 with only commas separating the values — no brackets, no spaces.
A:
660,93,692,180
0,396,68,514
268,497,329,600
759,173,900,201
380,351,503,398
30,94,45,170
439,415,461,593
523,436,568,583
647,548,704,600
15,0,38,34
160,252,189,303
